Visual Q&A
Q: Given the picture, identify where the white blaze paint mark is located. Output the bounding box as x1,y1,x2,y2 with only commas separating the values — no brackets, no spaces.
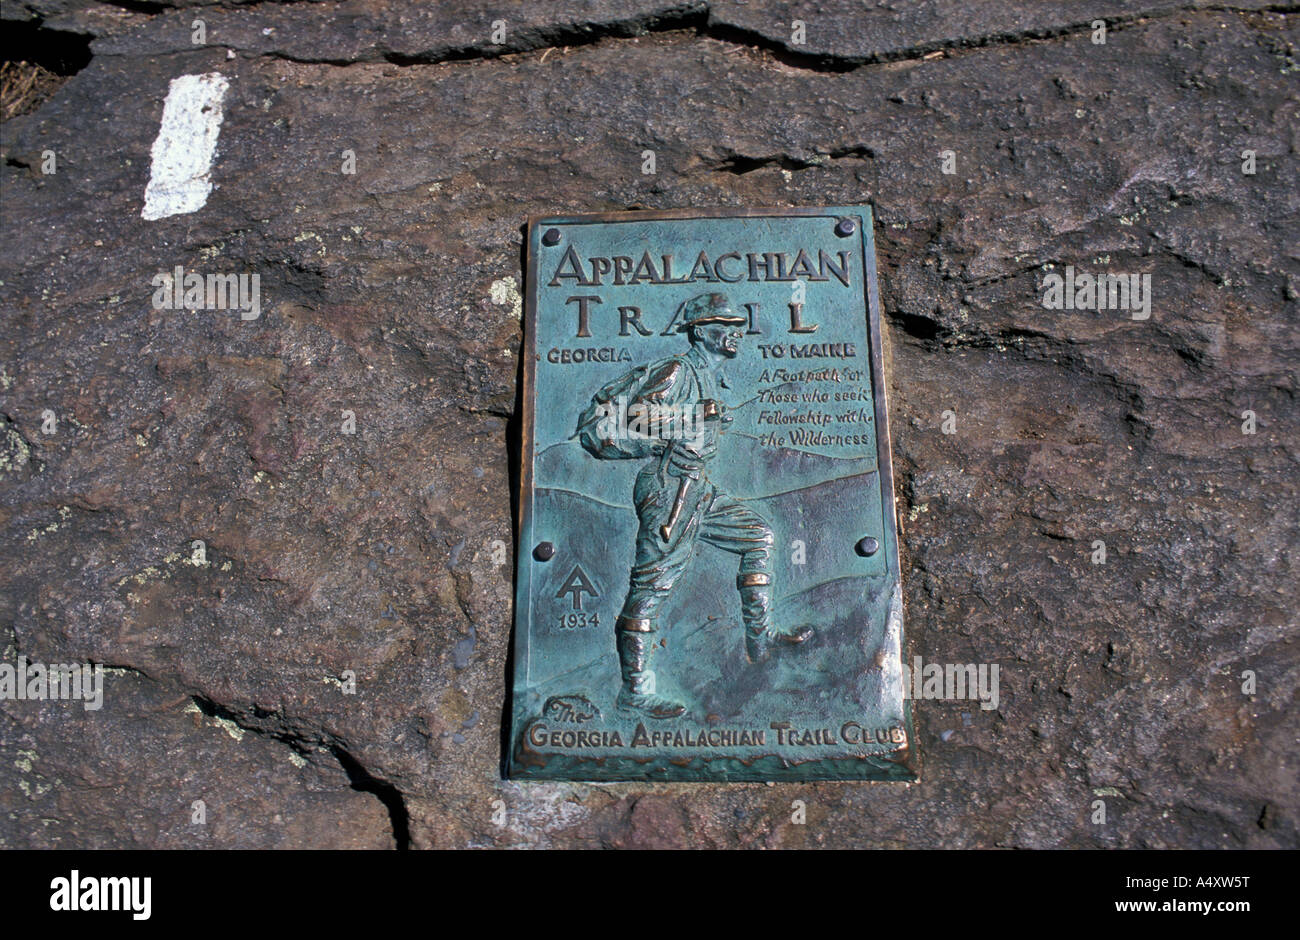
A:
141,72,230,221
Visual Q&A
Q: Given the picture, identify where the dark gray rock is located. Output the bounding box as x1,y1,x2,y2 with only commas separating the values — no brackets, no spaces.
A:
0,666,394,848
708,0,1282,63
0,0,1295,848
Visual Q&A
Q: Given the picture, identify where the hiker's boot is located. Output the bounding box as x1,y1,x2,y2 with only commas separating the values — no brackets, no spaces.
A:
615,617,686,719
739,575,814,663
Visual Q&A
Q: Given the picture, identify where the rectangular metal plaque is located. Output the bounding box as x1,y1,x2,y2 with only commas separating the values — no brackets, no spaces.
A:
508,207,915,782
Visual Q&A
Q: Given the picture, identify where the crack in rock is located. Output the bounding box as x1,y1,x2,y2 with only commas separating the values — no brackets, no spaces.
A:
60,0,1298,76
190,694,410,850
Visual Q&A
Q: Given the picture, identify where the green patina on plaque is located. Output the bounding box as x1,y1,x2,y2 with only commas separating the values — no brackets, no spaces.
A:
508,207,915,782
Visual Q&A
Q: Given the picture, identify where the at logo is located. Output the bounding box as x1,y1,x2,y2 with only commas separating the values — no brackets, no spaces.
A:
556,564,599,610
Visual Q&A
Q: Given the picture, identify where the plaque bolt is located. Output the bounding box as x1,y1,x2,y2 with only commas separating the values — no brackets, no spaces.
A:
854,536,879,557
541,228,561,246
534,542,556,561
835,218,856,237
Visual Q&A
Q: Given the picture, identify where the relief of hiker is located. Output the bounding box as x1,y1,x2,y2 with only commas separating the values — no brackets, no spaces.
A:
576,293,815,719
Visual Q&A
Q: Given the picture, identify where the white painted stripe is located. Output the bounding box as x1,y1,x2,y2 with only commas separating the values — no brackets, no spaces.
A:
141,72,230,221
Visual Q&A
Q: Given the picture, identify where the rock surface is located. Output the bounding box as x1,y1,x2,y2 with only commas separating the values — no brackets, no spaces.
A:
1,0,1296,848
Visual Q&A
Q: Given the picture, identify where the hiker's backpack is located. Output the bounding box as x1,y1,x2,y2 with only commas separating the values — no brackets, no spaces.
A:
575,362,667,460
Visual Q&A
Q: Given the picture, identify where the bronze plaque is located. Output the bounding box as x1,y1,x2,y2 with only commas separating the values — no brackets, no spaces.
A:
508,207,914,781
